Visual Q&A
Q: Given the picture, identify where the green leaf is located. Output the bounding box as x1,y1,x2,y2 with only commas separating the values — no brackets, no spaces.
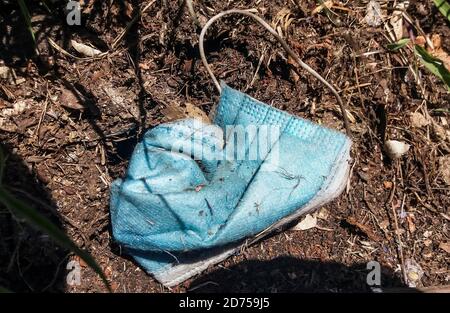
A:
434,0,450,22
0,186,111,291
17,0,36,45
387,38,410,51
432,108,450,113
414,44,450,91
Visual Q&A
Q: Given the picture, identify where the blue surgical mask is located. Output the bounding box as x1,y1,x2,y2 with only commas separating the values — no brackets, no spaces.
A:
110,10,352,287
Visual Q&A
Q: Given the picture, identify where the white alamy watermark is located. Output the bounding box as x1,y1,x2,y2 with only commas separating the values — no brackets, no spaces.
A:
66,260,81,286
366,260,382,292
66,1,81,26
168,119,281,165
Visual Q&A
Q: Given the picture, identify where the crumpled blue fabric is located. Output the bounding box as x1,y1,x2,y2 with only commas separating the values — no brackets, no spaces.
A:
110,83,351,285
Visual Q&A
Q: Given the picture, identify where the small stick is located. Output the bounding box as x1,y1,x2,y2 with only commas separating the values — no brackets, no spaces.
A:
244,45,267,92
185,0,201,28
111,0,157,49
35,81,49,144
48,38,89,60
0,84,15,100
352,51,364,111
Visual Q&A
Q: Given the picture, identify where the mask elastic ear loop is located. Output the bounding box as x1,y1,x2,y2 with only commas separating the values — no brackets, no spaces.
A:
199,9,352,137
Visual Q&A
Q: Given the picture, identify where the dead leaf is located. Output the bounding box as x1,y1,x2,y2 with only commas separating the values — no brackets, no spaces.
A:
104,265,113,279
433,122,449,142
431,33,442,49
406,214,415,233
415,34,450,71
430,34,450,70
184,103,210,123
74,255,87,268
379,219,390,230
110,281,119,292
439,155,450,185
410,112,430,128
139,63,150,70
71,40,102,57
59,88,85,110
0,85,15,101
441,213,450,221
365,0,383,27
161,102,210,124
415,35,426,47
384,140,410,159
0,99,29,132
312,0,334,15
0,65,11,79
345,216,382,242
161,104,186,122
389,1,409,41
13,78,26,85
81,0,96,14
0,65,19,84
293,214,317,231
0,100,28,117
272,8,294,38
439,242,450,254
124,1,134,19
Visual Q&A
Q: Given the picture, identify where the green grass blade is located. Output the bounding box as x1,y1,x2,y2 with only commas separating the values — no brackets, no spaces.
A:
17,0,36,44
0,186,111,291
387,38,410,51
41,0,52,13
0,286,13,293
432,108,450,113
0,147,5,183
434,0,450,22
414,44,450,91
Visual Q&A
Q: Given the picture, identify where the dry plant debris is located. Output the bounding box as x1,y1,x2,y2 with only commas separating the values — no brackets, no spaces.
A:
0,0,449,293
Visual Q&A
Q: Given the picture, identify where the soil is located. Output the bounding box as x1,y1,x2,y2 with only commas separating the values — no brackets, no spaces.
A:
0,0,449,293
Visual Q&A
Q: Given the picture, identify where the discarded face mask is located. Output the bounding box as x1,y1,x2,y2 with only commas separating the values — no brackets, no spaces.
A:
110,10,352,287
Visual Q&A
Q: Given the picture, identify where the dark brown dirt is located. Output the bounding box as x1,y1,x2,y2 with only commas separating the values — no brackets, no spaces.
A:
0,0,449,293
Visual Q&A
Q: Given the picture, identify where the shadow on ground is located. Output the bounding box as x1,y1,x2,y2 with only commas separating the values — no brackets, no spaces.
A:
189,256,405,293
0,143,68,292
